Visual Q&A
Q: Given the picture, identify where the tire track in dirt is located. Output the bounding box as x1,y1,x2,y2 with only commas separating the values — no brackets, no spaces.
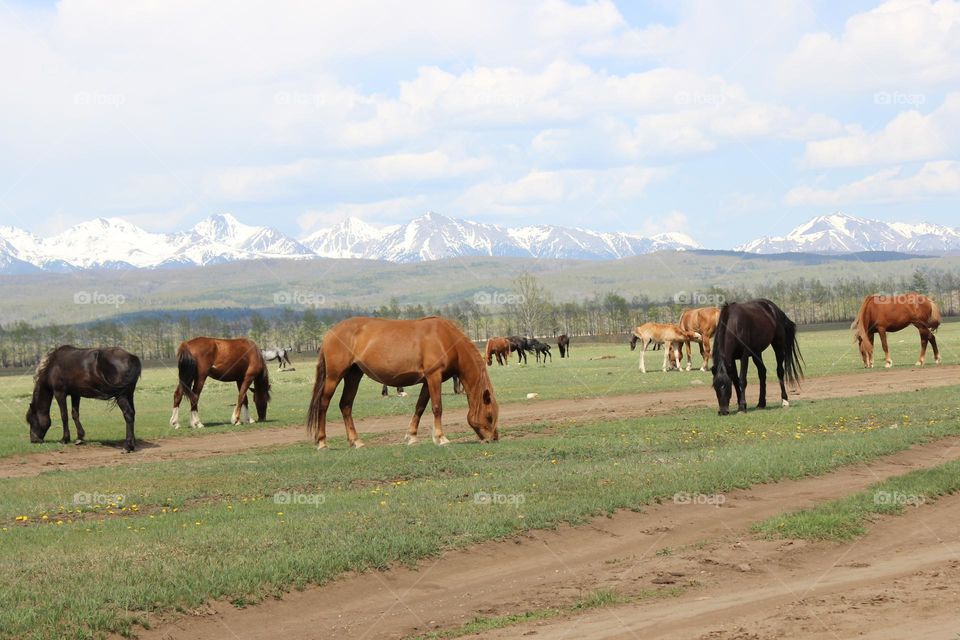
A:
132,432,960,640
5,365,958,479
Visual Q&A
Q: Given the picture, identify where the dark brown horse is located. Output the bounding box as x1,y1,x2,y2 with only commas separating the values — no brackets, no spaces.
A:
557,334,570,358
485,337,511,366
308,316,498,449
851,293,941,368
711,300,803,415
170,337,271,429
27,346,141,452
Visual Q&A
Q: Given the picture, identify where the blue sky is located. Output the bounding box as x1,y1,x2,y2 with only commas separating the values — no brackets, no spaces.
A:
0,0,957,248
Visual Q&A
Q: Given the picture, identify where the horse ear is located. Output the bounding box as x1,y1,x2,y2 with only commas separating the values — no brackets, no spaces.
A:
483,389,492,404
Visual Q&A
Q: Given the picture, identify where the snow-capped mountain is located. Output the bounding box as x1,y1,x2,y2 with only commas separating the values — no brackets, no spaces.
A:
301,217,391,259
738,213,960,254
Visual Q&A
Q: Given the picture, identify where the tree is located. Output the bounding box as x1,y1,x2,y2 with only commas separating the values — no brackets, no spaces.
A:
910,269,929,294
510,272,552,336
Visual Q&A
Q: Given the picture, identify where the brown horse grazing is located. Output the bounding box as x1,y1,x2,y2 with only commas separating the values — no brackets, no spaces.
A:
308,316,499,449
485,337,511,366
851,293,941,368
557,334,570,358
678,307,721,371
170,337,271,429
27,346,141,452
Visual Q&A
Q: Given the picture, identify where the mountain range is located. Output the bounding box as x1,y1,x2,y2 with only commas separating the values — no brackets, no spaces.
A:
0,211,957,274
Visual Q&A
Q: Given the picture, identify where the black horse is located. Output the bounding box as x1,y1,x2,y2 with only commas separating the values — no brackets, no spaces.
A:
710,300,803,415
557,334,570,358
27,346,142,452
507,336,533,364
382,376,463,397
529,339,552,363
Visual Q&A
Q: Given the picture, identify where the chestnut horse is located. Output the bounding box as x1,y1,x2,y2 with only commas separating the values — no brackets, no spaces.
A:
27,346,141,452
485,337,511,366
711,300,803,415
170,337,271,429
851,293,941,368
557,334,570,358
308,317,498,449
678,307,721,371
630,323,701,373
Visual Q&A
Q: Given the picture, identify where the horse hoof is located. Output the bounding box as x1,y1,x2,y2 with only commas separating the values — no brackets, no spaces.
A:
316,442,328,451
782,399,790,408
403,435,418,445
398,392,408,397
885,362,892,368
433,436,450,446
192,423,205,429
74,439,85,446
171,424,180,430
351,440,365,449
757,403,766,409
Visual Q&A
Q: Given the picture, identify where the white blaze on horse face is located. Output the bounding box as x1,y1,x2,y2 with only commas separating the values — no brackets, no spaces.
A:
169,407,180,429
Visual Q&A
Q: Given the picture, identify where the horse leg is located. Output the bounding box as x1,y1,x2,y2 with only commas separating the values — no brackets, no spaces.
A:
753,354,767,409
878,329,892,368
929,331,941,364
397,386,408,397
338,367,365,448
313,377,339,450
170,383,183,429
404,384,431,445
673,342,682,371
381,384,389,397
774,345,789,407
639,340,647,372
683,340,692,371
235,379,254,424
736,357,749,413
916,327,929,366
55,390,70,444
71,394,86,444
116,393,136,453
426,374,449,445
189,376,207,428
699,337,708,371
661,342,670,372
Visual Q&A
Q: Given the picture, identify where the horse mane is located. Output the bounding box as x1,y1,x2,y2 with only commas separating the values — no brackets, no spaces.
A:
851,294,874,343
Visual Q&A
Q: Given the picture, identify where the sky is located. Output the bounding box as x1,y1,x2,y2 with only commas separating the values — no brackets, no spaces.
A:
0,0,958,248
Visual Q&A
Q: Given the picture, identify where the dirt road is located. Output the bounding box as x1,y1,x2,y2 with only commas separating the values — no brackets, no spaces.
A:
6,365,958,479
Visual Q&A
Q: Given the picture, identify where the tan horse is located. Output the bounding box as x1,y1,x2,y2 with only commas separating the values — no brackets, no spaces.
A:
851,293,941,368
485,337,511,366
630,323,701,373
170,337,271,429
307,316,499,449
678,306,721,371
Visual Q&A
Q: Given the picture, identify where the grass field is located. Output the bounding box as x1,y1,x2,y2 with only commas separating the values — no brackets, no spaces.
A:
1,321,957,459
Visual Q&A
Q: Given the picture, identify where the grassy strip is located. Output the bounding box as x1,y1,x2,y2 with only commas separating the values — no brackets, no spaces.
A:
754,458,960,541
0,386,957,639
407,586,686,640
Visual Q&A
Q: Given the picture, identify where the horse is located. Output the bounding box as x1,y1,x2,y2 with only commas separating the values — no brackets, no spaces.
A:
26,346,141,452
851,293,941,368
630,323,701,373
261,347,293,370
557,334,570,358
385,378,463,396
529,339,552,363
307,316,498,449
170,337,271,429
507,336,532,364
711,299,803,415
485,337,512,366
678,307,721,371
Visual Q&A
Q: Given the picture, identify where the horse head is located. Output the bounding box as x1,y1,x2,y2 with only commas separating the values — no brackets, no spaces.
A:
629,333,639,350
711,361,733,416
467,385,499,442
26,399,51,443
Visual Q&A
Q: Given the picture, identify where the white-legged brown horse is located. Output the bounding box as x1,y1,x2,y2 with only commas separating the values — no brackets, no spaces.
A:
630,323,701,373
170,337,271,429
307,316,499,449
678,306,721,371
851,293,941,368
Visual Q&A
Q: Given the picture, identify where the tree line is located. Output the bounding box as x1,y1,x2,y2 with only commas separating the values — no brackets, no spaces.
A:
1,268,957,369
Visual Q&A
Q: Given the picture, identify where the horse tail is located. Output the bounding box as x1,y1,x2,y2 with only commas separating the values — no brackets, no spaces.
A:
928,297,942,331
255,349,271,403
851,295,872,343
780,310,804,387
177,343,198,398
306,346,326,442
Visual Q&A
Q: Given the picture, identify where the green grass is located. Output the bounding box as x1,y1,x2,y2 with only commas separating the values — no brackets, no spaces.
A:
754,458,960,541
2,321,957,459
1,385,959,639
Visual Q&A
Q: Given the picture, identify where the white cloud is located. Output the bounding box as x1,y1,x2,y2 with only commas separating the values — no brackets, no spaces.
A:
781,0,960,91
785,160,960,205
801,92,960,168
